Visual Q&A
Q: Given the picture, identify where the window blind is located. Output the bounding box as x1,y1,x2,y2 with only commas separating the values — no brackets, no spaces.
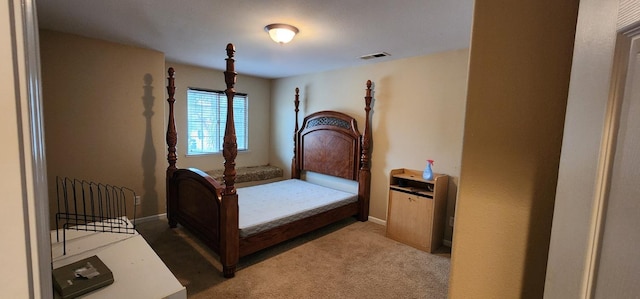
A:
187,88,248,154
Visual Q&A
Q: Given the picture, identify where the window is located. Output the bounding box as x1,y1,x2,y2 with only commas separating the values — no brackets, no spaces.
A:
187,88,248,155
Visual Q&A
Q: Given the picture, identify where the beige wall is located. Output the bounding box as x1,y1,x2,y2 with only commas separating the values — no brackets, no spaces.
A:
39,31,273,224
270,49,469,242
165,62,271,171
37,30,467,244
40,30,166,223
449,1,579,298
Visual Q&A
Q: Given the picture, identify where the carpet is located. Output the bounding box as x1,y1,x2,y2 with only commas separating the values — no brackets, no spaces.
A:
136,217,450,298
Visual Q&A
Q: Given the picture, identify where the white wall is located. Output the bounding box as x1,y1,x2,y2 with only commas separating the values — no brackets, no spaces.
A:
270,49,469,243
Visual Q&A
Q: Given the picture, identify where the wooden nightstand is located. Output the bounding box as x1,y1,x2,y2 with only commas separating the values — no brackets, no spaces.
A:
386,168,449,253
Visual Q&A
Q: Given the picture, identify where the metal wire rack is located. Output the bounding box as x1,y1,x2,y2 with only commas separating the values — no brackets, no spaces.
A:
54,176,137,255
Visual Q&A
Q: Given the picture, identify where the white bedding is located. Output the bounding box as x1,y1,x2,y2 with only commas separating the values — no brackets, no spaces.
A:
237,179,357,237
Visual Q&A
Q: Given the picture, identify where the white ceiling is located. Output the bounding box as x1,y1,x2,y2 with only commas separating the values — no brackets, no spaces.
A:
36,0,474,79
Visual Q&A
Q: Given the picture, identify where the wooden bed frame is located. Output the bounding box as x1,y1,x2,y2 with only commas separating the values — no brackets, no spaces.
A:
165,43,373,278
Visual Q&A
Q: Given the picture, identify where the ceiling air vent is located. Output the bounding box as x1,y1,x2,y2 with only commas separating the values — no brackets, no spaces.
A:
360,52,391,60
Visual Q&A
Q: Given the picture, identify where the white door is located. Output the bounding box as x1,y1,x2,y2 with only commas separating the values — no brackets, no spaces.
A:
592,29,640,298
545,2,640,298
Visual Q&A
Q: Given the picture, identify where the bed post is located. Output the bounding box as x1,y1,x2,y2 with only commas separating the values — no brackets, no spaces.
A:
220,43,240,278
165,67,178,228
357,80,373,221
291,87,301,179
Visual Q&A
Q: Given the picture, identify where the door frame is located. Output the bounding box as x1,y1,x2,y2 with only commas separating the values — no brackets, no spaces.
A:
11,0,52,297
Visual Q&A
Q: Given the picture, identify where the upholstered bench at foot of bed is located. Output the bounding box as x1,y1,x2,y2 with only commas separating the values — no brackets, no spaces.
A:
206,165,283,184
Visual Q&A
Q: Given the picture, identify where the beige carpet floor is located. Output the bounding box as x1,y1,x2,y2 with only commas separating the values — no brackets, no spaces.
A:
136,217,451,298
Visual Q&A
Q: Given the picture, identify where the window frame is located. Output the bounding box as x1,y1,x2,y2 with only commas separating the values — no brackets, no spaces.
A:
186,87,248,155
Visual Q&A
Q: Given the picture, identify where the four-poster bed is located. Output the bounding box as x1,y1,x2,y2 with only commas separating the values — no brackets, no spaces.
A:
165,43,373,278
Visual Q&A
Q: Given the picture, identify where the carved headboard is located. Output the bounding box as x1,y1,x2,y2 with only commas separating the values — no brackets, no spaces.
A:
295,111,362,181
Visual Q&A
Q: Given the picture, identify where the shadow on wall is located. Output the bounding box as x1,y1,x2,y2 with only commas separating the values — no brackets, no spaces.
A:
445,179,458,243
368,80,378,160
374,76,391,218
141,73,158,217
520,159,559,297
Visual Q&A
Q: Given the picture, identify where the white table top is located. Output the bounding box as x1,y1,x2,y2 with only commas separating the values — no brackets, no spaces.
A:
51,218,186,299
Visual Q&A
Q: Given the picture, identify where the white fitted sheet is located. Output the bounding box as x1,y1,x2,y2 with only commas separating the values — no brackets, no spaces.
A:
237,179,357,238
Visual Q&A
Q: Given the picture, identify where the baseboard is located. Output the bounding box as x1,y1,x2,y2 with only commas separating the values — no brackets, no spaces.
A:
135,213,167,224
367,216,386,226
443,239,452,247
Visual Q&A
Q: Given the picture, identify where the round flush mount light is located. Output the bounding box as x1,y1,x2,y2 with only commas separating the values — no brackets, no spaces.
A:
264,23,299,44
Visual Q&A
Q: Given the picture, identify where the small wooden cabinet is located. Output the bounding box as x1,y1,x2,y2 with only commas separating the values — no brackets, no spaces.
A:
386,168,448,253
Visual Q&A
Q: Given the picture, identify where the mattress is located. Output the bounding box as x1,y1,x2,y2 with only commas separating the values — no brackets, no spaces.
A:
237,179,357,237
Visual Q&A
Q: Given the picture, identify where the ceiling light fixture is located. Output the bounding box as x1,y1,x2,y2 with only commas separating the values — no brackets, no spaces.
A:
264,23,299,44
